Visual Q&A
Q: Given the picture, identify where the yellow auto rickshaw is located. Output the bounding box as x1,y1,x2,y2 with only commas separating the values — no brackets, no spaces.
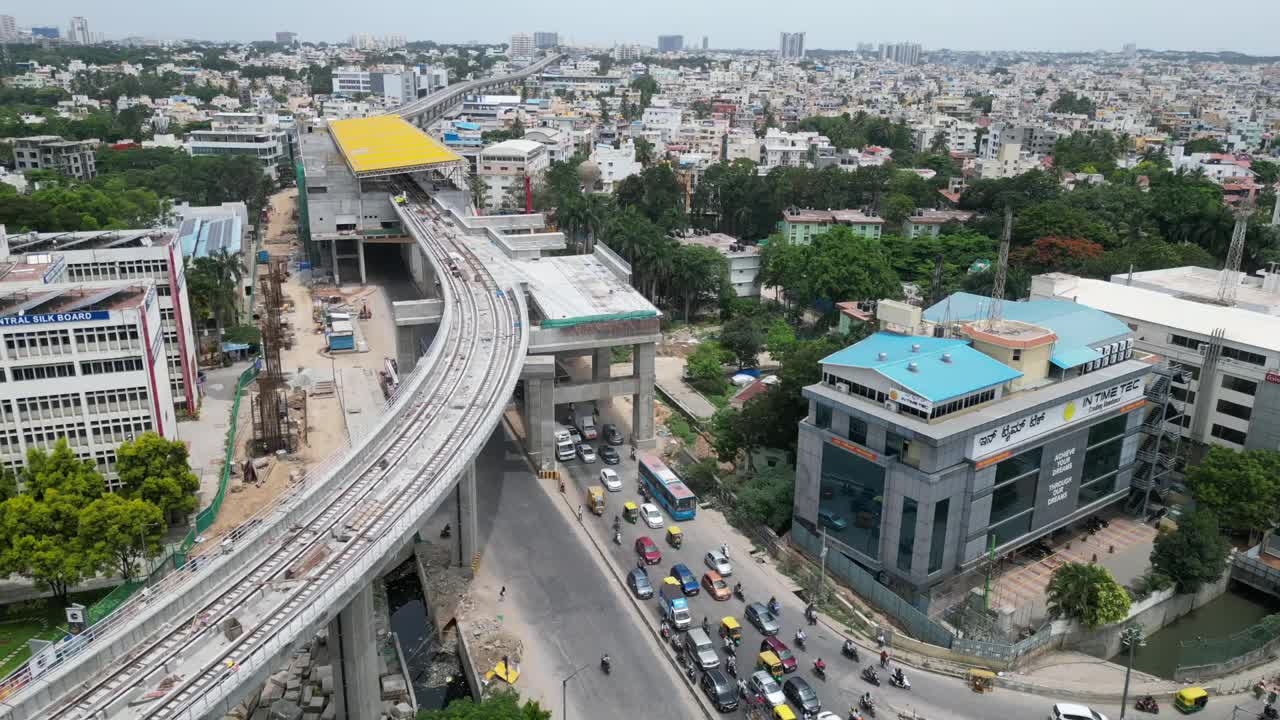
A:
622,502,639,524
586,486,605,515
719,616,742,645
1174,687,1208,714
757,650,784,680
772,703,797,720
968,668,995,693
666,525,683,548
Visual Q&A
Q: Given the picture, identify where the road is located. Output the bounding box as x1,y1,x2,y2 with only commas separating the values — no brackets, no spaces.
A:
462,425,703,719
554,398,1254,720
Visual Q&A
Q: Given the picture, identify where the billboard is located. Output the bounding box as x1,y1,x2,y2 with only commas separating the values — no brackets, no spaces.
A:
970,376,1145,459
1032,428,1087,529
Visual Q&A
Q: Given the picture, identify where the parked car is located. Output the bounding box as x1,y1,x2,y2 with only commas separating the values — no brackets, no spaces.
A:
640,503,664,529
702,571,731,600
704,549,732,576
700,668,739,712
600,468,621,491
577,444,596,463
599,446,620,465
745,602,780,636
634,536,662,564
602,423,624,446
817,509,849,531
626,568,653,599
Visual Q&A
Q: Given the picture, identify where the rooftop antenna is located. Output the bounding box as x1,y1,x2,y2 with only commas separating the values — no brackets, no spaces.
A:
1217,200,1254,306
985,204,1013,328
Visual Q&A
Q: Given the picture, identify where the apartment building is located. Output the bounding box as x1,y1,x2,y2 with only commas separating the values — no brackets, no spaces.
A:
641,106,684,142
779,32,806,59
977,143,1041,179
979,123,1060,159
588,142,642,193
331,66,417,105
12,136,98,181
679,233,761,297
781,208,884,244
533,32,559,49
509,33,535,59
477,139,549,211
760,128,834,171
186,112,294,177
1031,270,1280,452
902,209,975,238
793,297,1149,597
658,35,683,53
0,275,177,489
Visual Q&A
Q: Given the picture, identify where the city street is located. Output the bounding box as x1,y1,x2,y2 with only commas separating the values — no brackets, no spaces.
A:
553,398,1256,720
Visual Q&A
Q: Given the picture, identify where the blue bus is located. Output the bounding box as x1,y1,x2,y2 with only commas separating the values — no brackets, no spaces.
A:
638,453,697,521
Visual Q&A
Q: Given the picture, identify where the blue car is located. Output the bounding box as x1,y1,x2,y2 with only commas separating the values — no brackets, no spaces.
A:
670,563,699,595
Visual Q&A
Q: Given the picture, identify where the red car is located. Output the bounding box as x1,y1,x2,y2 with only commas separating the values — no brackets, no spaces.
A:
635,536,662,565
760,636,798,673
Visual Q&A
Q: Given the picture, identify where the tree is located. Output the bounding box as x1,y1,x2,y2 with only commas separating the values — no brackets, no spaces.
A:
416,690,550,720
1011,236,1105,274
1046,562,1131,628
78,493,165,581
764,318,798,359
467,172,486,211
719,316,765,368
730,464,795,533
1183,137,1226,154
970,95,994,114
1185,447,1280,537
1052,131,1121,174
686,340,731,393
669,244,728,321
634,137,655,167
115,432,201,521
187,248,246,335
1149,508,1231,595
1049,91,1097,117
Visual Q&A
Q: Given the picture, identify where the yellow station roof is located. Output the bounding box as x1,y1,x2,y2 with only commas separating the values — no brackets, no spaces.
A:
329,116,462,175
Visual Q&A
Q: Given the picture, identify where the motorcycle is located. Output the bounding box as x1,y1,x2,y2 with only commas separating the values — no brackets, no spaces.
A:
861,667,880,686
1134,695,1159,714
601,655,612,674
660,624,671,640
1261,704,1277,720
768,599,782,616
726,658,738,677
613,530,622,545
889,670,910,690
794,632,807,651
842,641,860,662
685,664,697,682
859,697,877,718
724,640,736,657
733,584,745,601
848,708,865,720
813,660,827,681
439,524,451,538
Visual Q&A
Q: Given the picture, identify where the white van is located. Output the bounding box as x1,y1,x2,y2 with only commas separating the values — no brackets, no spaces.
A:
555,438,576,461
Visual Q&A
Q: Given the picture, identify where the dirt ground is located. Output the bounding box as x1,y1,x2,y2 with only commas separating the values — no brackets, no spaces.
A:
264,188,298,245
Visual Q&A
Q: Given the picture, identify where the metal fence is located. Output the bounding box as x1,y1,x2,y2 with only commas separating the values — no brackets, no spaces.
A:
1175,614,1280,677
952,621,1054,664
792,522,955,649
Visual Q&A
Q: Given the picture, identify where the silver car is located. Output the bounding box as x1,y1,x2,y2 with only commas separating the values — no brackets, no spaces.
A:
577,444,596,463
704,549,732,576
748,670,786,707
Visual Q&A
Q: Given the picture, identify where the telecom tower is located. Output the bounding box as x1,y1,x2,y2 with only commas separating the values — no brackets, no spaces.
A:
1216,202,1254,306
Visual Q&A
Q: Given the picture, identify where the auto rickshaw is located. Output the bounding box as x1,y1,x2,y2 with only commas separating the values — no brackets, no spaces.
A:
757,650,784,680
968,668,995,693
719,616,743,645
586,486,606,515
772,704,797,720
666,525,683,548
1173,687,1208,714
622,502,639,524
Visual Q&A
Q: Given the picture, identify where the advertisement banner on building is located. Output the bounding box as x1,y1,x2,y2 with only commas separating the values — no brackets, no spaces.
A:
970,376,1145,459
888,387,932,414
0,310,109,327
1031,428,1087,529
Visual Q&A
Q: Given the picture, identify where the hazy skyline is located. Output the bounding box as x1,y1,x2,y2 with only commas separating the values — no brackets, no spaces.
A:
26,0,1280,55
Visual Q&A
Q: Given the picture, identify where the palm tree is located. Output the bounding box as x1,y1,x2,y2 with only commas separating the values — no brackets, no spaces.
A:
190,249,247,338
467,173,486,212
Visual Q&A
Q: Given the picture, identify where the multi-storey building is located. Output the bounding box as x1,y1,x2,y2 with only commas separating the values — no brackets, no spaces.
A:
12,136,98,181
760,128,834,171
67,16,89,45
186,112,294,177
779,32,806,59
533,32,558,50
793,296,1150,597
331,67,418,105
657,35,683,53
0,15,16,41
678,233,761,297
0,270,178,489
509,33,535,59
477,139,549,211
276,31,297,45
781,208,884,243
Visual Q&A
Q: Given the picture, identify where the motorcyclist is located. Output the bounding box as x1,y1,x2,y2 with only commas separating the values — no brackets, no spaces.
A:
880,649,889,667
702,616,710,634
843,639,858,656
721,542,730,558
814,657,826,672
726,655,737,674
862,691,874,707
795,628,807,645
601,653,611,672
733,581,742,596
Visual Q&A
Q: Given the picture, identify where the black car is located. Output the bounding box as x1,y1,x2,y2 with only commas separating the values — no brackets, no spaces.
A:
783,676,820,715
599,445,621,464
602,423,624,446
700,668,739,712
626,568,653,599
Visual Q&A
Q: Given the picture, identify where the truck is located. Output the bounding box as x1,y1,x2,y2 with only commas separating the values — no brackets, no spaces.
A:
659,577,692,630
574,402,598,441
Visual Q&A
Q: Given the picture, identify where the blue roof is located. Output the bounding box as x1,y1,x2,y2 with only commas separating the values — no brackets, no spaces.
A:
453,121,480,130
179,215,243,260
923,293,1130,370
822,332,1022,402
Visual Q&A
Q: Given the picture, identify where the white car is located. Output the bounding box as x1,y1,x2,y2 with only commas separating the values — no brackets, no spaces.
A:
816,713,842,720
577,444,596,463
1049,703,1108,720
704,549,732,576
640,502,664,529
748,670,786,707
600,468,621,491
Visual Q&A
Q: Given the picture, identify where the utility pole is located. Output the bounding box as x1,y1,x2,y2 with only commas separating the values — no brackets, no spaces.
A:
982,534,996,611
561,663,590,720
985,205,1013,328
816,525,829,606
1119,624,1146,719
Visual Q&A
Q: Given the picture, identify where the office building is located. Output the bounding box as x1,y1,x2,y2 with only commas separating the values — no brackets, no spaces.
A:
509,33,535,59
1032,270,1280,452
4,227,204,414
779,31,806,59
658,35,684,53
12,136,98,181
880,42,922,65
701,36,709,51
477,139,549,212
276,31,298,45
68,16,90,45
792,295,1151,597
331,66,424,105
31,26,59,39
0,15,16,41
185,112,295,178
534,31,558,49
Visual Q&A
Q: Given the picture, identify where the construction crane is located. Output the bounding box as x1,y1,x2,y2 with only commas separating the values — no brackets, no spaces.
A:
1216,201,1254,306
985,205,1014,328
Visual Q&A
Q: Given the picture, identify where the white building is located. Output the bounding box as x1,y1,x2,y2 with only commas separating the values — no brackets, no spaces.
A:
641,106,683,142
331,66,417,106
588,142,642,193
1031,271,1280,452
477,139,549,212
680,233,761,297
509,33,535,59
12,136,98,181
1170,148,1255,184
523,127,576,165
186,112,294,177
0,272,177,488
68,16,90,45
760,127,834,171
976,143,1040,179
779,32,806,59
0,15,16,41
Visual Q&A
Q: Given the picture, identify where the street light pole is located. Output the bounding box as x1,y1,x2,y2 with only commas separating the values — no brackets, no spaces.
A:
1119,624,1146,719
817,525,829,606
561,663,590,720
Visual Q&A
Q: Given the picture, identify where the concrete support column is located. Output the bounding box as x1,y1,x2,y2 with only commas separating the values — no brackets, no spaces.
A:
330,584,380,720
456,460,478,568
357,237,367,285
521,356,557,469
329,238,340,285
632,342,656,448
593,347,612,382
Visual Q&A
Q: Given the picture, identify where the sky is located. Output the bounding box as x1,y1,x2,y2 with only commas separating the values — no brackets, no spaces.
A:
29,0,1280,55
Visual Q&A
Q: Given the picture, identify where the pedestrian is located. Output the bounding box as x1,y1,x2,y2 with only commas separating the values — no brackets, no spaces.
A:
499,586,506,601
577,505,583,521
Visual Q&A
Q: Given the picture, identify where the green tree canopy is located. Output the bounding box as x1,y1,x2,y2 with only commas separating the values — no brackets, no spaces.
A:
1046,562,1131,628
1150,508,1231,594
718,316,765,368
761,226,900,311
730,464,795,533
686,340,732,394
416,690,550,720
116,432,201,520
78,493,165,581
1186,447,1280,536
1050,91,1098,117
